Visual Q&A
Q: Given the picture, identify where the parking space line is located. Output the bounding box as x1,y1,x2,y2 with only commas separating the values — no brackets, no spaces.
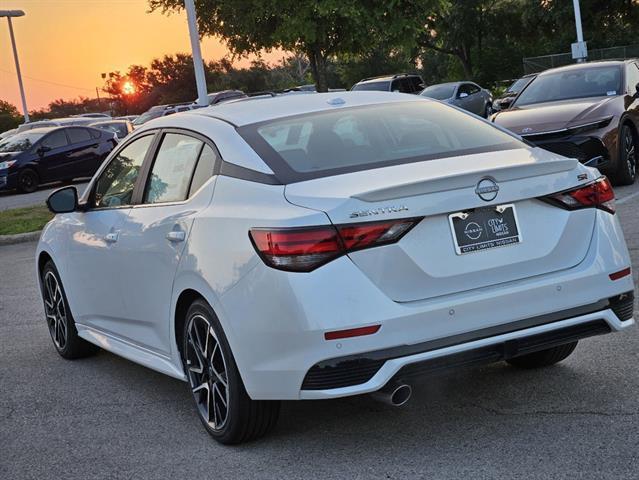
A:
617,190,639,205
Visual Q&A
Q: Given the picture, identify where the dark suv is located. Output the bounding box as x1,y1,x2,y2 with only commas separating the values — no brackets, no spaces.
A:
351,74,424,94
0,126,116,193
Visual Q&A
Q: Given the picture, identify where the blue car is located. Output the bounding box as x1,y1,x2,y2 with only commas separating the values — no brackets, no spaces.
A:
0,126,117,193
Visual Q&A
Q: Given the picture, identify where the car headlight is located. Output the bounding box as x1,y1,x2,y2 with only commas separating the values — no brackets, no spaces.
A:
0,160,17,170
567,117,613,135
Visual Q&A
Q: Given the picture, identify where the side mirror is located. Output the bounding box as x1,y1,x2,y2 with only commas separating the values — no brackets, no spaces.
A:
501,99,512,109
37,145,51,156
47,186,78,214
634,82,639,97
459,92,469,98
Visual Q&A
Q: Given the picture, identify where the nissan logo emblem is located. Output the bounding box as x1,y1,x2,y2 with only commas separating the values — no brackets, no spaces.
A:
475,178,499,202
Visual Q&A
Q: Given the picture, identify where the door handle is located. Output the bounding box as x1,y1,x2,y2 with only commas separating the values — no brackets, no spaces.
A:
166,230,186,243
105,231,119,243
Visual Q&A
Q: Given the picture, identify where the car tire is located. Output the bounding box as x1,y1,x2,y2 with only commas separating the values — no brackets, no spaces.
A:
506,341,578,369
41,260,99,359
17,168,39,193
611,124,637,186
182,299,280,444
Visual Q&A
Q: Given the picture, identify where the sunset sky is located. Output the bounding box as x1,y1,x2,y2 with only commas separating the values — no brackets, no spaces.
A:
0,0,282,111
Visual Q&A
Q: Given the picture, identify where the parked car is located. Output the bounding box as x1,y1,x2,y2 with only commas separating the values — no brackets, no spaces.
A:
492,60,639,185
89,119,133,141
421,81,494,117
72,113,112,119
0,128,18,140
132,103,197,127
115,115,139,122
351,74,424,94
38,92,634,444
53,117,100,127
0,126,116,193
205,90,246,105
493,73,537,111
17,120,62,133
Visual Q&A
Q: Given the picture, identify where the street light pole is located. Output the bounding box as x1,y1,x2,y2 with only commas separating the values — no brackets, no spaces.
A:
1,10,29,122
184,0,208,107
572,0,587,63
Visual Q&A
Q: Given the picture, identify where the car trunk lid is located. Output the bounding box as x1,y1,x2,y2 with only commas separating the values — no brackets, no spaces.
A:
285,147,597,302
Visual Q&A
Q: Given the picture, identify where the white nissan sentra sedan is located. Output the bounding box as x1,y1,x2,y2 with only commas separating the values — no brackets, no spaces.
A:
37,92,634,444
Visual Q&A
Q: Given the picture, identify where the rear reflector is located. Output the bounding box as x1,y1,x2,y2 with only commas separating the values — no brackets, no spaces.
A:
324,325,381,340
544,176,615,214
250,217,422,272
609,267,631,281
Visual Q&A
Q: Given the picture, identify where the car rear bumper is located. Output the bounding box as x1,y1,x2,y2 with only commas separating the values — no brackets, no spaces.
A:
218,210,634,400
299,294,633,398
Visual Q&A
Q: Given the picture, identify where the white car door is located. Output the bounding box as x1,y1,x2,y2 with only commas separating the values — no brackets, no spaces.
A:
63,133,155,330
109,131,218,356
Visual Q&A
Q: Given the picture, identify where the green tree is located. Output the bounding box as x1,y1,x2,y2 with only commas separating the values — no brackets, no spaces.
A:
0,100,22,133
149,0,420,92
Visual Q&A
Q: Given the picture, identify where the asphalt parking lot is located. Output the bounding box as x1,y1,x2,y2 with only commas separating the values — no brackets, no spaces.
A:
1,182,638,480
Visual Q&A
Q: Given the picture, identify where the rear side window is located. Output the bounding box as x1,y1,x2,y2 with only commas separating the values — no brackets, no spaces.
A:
239,101,524,183
93,135,153,208
189,145,217,196
143,133,203,204
42,130,68,149
67,128,91,144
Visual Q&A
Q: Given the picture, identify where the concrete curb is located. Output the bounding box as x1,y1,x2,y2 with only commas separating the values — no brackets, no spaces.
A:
0,230,41,246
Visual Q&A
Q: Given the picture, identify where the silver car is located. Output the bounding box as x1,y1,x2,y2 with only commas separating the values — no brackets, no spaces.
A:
421,81,493,117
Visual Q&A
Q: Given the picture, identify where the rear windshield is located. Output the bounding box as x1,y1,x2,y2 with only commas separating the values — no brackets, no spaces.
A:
133,110,163,125
351,81,389,92
239,101,524,183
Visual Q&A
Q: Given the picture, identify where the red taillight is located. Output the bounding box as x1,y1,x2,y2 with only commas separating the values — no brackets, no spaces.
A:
609,267,631,281
545,176,615,214
249,218,422,272
337,219,420,251
249,226,342,272
324,325,381,340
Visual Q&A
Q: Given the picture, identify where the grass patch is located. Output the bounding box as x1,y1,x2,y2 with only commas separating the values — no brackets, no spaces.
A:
0,205,53,235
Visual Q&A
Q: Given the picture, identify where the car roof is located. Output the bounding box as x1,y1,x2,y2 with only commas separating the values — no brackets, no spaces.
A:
90,120,127,125
425,82,461,87
540,59,635,76
15,126,59,134
356,73,421,84
188,91,430,127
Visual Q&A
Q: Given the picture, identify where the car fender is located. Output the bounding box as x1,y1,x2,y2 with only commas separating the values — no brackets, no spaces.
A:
35,219,69,297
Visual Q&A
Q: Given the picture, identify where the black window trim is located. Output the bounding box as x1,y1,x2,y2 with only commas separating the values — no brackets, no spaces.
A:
85,131,158,211
66,126,94,145
84,125,283,211
132,127,226,208
136,130,206,206
40,128,70,150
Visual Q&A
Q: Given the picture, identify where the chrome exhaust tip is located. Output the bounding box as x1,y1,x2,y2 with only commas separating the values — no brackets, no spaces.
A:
370,382,412,407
